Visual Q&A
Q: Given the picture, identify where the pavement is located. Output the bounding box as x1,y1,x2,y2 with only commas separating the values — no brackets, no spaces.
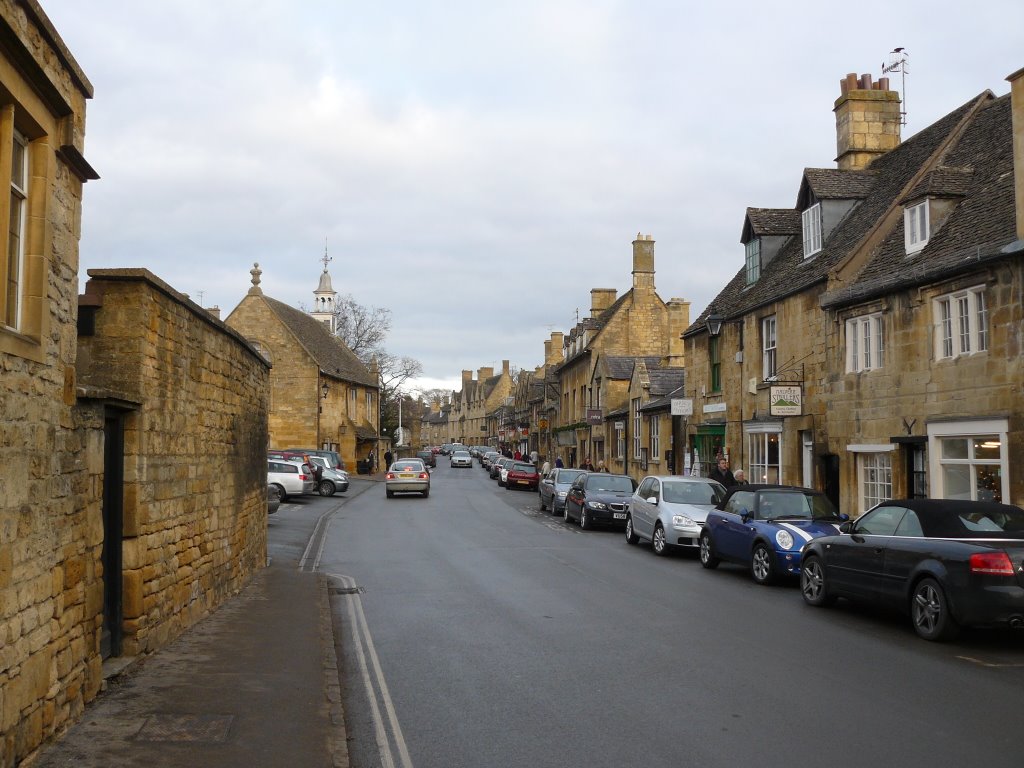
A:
19,475,392,768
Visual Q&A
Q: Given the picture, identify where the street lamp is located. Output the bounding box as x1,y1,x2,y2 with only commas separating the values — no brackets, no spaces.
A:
705,310,724,337
321,381,330,399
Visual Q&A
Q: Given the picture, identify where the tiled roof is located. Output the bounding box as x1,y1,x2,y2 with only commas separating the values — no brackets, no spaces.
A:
685,92,989,336
799,167,877,203
264,296,377,387
742,208,802,242
900,165,974,204
647,367,685,396
354,422,378,440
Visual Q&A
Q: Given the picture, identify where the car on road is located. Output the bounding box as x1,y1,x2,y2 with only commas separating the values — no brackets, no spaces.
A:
537,468,586,514
284,447,347,472
699,484,847,584
385,458,431,498
308,455,350,496
564,473,637,530
416,449,437,468
481,451,500,470
800,498,1024,641
505,462,540,491
490,456,513,480
267,458,316,501
450,449,473,468
627,475,728,555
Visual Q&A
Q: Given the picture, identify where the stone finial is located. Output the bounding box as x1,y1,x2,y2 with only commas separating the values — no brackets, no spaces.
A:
248,263,263,296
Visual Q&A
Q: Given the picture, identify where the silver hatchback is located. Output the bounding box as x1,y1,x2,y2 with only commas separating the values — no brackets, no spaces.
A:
267,459,316,501
627,475,727,555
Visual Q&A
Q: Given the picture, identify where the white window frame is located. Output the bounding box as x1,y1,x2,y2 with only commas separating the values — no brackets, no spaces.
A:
616,424,625,460
762,315,777,380
802,203,822,258
845,313,884,373
746,423,782,484
904,201,929,254
631,397,641,460
745,238,760,284
848,447,893,514
927,419,1008,502
933,286,988,360
649,415,660,460
5,129,27,330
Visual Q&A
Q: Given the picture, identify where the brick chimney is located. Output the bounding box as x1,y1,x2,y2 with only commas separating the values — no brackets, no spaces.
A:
546,332,564,366
666,297,690,366
502,359,510,375
462,370,473,387
478,366,494,380
1008,67,1024,241
590,288,617,318
834,73,902,170
632,234,655,290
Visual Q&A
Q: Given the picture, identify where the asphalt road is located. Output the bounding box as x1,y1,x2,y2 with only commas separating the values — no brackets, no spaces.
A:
307,462,1024,768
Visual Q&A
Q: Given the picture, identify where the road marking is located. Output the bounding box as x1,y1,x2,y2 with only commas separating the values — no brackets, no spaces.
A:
956,655,1024,668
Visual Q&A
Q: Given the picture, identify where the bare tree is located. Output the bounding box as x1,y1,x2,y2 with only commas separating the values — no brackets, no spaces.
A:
333,294,391,363
375,351,424,438
414,387,450,408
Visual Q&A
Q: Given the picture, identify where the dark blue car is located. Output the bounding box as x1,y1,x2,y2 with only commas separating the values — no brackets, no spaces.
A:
699,484,846,584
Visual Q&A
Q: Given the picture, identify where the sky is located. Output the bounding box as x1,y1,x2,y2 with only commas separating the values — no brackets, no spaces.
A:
44,1,1024,394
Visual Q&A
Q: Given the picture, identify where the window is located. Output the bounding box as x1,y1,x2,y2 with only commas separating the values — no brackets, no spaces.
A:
631,397,641,459
709,335,721,392
928,420,1008,502
649,415,660,460
761,315,777,380
933,286,987,360
857,452,892,513
904,201,929,254
846,314,884,372
747,427,781,484
365,391,373,412
802,203,822,258
616,423,625,460
745,238,760,284
4,129,26,329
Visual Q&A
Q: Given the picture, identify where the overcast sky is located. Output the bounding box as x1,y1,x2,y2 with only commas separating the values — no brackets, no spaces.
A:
46,1,1023,393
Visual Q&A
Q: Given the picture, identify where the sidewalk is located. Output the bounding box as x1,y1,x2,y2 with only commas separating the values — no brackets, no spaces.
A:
25,560,348,768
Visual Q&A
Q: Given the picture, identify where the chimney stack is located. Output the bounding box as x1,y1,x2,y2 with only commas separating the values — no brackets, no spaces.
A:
478,366,494,380
1008,67,1024,241
666,298,690,367
834,73,902,170
547,332,564,365
632,233,655,291
502,359,510,375
590,288,617,317
462,370,473,388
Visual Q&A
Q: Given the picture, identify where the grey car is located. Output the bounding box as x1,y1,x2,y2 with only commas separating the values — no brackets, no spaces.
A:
385,458,430,498
308,455,350,496
627,475,727,555
267,459,316,501
537,468,586,514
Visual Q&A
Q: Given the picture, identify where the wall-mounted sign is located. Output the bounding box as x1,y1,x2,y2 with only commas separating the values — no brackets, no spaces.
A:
538,418,549,429
614,421,625,430
670,398,693,416
770,385,802,416
586,408,603,425
703,402,727,414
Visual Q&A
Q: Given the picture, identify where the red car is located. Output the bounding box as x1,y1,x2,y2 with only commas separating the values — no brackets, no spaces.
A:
505,462,540,491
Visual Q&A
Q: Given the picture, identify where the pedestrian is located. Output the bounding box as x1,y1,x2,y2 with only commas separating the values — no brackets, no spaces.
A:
596,460,609,472
530,449,539,465
581,457,595,471
733,469,748,485
709,456,736,487
513,449,522,460
384,450,393,469
367,449,375,473
540,458,551,475
555,456,564,469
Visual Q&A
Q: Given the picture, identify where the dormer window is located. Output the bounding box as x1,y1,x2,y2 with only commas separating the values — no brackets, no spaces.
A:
802,203,822,258
904,200,929,254
744,238,761,284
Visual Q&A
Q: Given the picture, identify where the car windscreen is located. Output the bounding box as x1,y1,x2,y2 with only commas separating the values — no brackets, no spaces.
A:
556,470,585,485
758,490,838,520
511,463,534,473
663,481,726,505
586,475,634,493
392,462,424,472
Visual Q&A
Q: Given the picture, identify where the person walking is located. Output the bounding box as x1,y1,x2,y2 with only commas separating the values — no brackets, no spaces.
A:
596,460,609,473
555,456,564,468
709,456,736,487
367,449,376,473
581,457,595,471
384,450,393,469
733,469,749,485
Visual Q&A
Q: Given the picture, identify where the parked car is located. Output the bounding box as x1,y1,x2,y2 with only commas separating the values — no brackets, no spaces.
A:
450,449,473,468
627,476,728,555
537,468,586,514
385,458,430,498
416,449,437,468
307,455,350,496
440,444,453,456
268,449,322,483
284,448,347,472
801,498,1024,641
482,451,500,470
498,459,518,487
505,462,540,491
699,484,847,584
267,484,281,515
564,473,637,529
267,458,316,501
490,456,512,480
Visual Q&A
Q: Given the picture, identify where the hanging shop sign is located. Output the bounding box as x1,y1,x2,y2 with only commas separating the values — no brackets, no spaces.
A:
769,385,802,417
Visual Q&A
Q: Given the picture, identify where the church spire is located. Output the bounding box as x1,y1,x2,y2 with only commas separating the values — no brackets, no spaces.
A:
311,238,337,332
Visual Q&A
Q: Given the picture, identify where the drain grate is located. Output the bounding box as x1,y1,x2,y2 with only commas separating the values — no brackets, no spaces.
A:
134,713,233,743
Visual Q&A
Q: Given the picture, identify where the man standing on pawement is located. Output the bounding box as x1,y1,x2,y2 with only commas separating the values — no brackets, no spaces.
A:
709,456,736,488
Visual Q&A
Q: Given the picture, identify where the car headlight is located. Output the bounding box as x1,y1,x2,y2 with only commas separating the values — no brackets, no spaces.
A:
671,514,696,528
588,501,607,510
775,530,795,550
557,491,567,498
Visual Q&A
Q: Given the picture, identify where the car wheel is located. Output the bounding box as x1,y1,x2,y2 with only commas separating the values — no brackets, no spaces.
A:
625,516,639,545
652,523,669,556
422,489,429,498
751,542,776,585
579,508,590,530
699,530,720,569
800,556,835,606
386,489,394,499
911,577,959,641
272,483,288,503
318,480,335,497
563,503,571,523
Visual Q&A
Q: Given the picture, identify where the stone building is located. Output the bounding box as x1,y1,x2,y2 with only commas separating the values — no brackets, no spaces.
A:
226,263,379,468
448,361,513,446
684,70,1024,514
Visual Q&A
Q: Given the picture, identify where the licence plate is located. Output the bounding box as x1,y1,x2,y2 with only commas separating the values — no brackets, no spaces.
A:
517,480,530,485
613,513,627,520
399,473,414,478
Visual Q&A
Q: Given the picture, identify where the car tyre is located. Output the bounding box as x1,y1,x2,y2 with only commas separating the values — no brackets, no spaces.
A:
652,523,669,556
911,577,959,641
563,504,571,523
422,489,429,498
625,516,639,545
386,489,394,499
699,530,720,569
800,556,835,606
271,483,288,503
318,480,335,497
579,508,590,529
751,542,776,585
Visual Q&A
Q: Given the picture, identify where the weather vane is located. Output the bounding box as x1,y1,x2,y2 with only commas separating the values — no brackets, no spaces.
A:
321,236,332,272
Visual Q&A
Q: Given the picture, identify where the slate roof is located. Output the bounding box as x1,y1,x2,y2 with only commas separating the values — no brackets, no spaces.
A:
742,208,802,242
685,92,990,336
799,167,877,204
647,367,685,397
556,288,637,371
263,296,377,387
900,166,975,203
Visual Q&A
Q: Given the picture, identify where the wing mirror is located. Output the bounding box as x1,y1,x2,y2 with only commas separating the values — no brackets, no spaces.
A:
839,520,854,533
739,508,752,523
646,496,658,505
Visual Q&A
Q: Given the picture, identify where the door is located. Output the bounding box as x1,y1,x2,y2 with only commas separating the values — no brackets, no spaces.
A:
101,412,125,659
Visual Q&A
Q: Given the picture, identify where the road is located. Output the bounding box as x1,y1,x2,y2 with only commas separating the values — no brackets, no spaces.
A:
291,461,1024,768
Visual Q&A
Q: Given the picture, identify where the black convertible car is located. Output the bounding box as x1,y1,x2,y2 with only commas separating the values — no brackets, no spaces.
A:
800,499,1024,641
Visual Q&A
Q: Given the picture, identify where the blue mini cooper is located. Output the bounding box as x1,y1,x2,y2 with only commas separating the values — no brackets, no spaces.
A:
699,484,847,584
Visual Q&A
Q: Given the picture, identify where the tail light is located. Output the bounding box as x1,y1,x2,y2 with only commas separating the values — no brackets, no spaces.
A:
419,472,428,479
386,472,396,480
299,474,309,480
969,552,1015,575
